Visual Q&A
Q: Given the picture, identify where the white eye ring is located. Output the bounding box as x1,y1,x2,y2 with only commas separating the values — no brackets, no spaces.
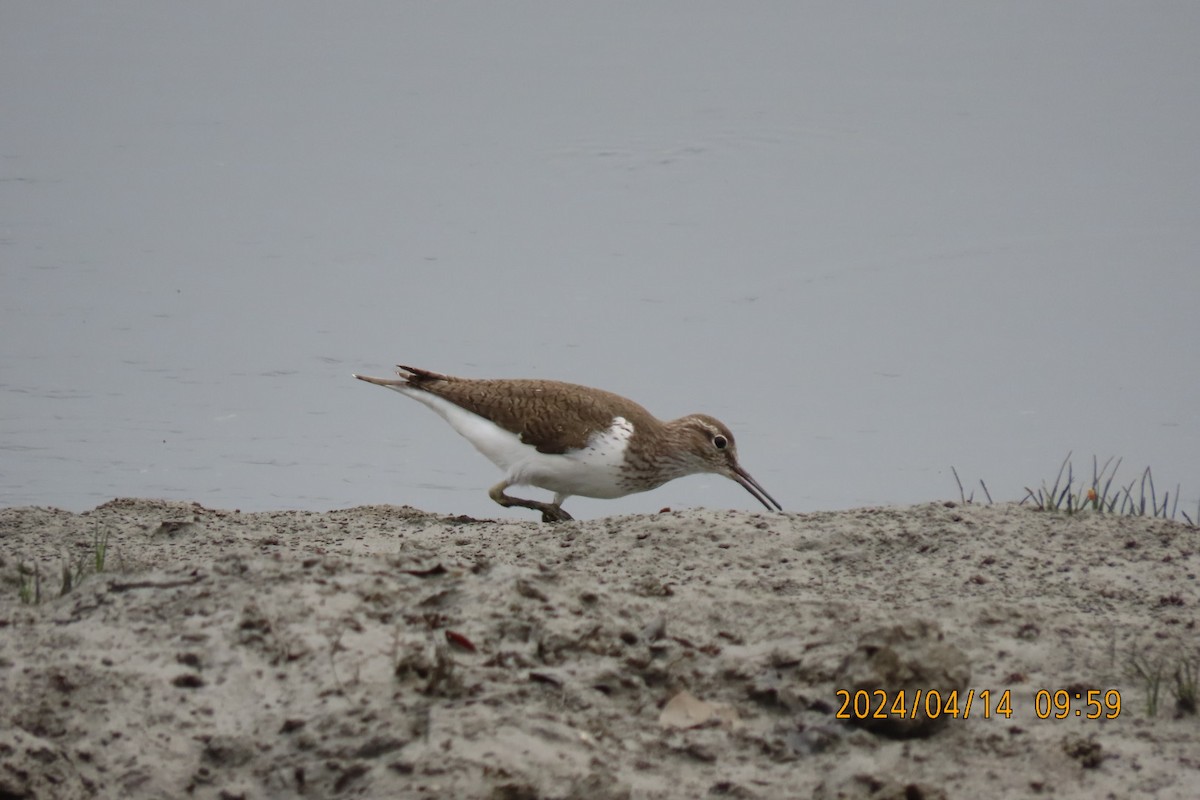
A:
713,435,728,450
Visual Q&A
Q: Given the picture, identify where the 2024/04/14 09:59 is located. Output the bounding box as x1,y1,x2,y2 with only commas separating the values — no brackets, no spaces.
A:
835,688,1122,721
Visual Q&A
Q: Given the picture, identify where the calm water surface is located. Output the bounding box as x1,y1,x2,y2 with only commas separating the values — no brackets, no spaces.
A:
3,4,1198,519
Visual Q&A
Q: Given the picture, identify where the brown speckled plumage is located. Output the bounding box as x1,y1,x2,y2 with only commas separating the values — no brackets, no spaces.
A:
394,365,658,455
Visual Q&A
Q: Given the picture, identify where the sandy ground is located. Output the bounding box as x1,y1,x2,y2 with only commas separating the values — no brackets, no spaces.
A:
1,499,1198,799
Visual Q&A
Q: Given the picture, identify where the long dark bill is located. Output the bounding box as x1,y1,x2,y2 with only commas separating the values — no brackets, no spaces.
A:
731,464,783,511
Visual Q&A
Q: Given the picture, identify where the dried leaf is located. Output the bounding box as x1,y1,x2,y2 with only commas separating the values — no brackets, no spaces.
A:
515,579,549,602
444,630,476,652
658,690,740,730
403,564,447,578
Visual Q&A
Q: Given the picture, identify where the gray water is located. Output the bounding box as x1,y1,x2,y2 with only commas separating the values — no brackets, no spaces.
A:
3,3,1198,520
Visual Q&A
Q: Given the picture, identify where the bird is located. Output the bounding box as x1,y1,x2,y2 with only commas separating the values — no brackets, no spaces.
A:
353,364,782,522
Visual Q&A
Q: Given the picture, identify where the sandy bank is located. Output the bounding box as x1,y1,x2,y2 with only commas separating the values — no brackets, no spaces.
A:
1,500,1197,799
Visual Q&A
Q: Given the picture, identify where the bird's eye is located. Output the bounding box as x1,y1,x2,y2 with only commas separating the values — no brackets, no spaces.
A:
713,435,728,450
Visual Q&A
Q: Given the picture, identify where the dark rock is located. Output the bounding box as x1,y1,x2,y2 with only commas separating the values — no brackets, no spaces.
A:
833,620,970,738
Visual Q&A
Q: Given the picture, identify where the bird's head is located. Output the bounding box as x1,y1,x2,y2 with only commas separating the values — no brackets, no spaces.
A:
670,414,782,512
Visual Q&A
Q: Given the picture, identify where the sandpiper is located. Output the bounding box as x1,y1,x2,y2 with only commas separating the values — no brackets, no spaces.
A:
354,365,781,522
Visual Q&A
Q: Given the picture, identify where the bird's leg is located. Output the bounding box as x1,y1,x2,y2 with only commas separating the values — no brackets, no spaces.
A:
488,482,574,523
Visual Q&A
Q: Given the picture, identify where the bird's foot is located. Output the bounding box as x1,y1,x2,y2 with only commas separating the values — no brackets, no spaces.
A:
538,505,574,523
489,483,573,523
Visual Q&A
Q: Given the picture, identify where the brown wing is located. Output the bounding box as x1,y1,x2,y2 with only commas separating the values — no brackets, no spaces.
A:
400,367,659,454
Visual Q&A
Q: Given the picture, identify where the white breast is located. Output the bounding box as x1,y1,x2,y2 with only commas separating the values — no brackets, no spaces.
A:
512,416,636,499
